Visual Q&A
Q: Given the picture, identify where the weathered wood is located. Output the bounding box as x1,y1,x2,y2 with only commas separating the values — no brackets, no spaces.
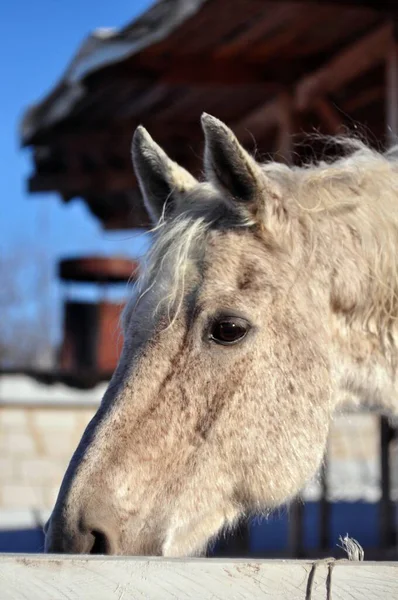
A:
121,54,301,87
275,93,295,164
1,555,397,600
234,98,280,144
214,4,297,59
234,24,390,144
330,561,398,599
288,501,304,558
161,58,285,86
382,27,398,551
296,24,390,110
246,7,331,62
343,86,384,114
319,458,330,552
313,98,343,135
379,417,395,549
386,33,398,145
214,519,251,557
287,0,392,10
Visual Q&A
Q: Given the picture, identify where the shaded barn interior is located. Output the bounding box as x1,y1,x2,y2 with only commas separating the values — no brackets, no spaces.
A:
18,0,398,558
22,0,398,230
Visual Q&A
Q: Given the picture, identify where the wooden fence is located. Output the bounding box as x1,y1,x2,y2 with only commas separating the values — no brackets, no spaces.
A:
216,415,398,559
286,416,397,559
0,555,397,599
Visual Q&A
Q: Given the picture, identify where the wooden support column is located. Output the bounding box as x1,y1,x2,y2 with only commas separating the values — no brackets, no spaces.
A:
233,25,390,146
380,416,395,550
313,98,343,135
275,91,305,558
275,92,295,164
319,454,330,552
386,22,398,144
288,499,304,558
226,519,251,557
381,20,398,554
211,518,251,558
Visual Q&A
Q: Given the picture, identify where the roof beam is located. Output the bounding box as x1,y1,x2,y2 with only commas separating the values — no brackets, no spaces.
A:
26,24,391,201
286,0,392,10
386,26,398,144
313,98,344,135
233,98,280,144
114,53,309,87
295,24,390,110
233,24,390,143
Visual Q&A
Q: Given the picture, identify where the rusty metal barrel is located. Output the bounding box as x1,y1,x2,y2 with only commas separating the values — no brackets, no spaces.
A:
58,256,138,385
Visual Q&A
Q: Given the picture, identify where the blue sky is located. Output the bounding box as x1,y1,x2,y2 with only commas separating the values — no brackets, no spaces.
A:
0,0,153,344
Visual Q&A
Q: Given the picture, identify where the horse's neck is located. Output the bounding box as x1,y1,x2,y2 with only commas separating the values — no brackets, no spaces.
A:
326,220,398,417
330,290,398,416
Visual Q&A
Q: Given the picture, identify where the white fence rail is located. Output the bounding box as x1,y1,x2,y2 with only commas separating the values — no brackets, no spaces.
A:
1,555,397,599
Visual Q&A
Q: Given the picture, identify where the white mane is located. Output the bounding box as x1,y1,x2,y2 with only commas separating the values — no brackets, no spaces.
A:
124,138,398,335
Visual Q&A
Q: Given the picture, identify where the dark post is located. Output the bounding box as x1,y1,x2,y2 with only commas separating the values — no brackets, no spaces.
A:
319,455,330,552
382,14,398,554
288,500,304,558
380,416,395,550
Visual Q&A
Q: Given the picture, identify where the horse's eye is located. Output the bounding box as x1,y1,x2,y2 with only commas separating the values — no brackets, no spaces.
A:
210,317,250,345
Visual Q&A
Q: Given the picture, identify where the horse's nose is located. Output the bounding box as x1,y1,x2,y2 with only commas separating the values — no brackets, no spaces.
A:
45,516,116,554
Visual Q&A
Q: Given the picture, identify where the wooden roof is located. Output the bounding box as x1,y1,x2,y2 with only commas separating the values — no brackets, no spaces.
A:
21,0,396,229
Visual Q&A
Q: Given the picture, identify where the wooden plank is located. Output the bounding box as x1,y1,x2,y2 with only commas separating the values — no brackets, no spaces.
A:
0,556,326,600
379,417,396,549
386,33,398,144
246,7,331,62
223,519,251,557
331,561,398,599
233,97,280,144
296,24,390,110
1,555,398,600
161,58,277,86
343,86,384,114
214,4,297,59
313,98,343,135
275,92,295,164
129,54,306,86
286,0,391,10
233,24,390,144
319,458,330,552
288,501,304,558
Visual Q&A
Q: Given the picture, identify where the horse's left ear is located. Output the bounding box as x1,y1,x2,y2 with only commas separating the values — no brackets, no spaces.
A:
201,113,286,225
132,125,198,225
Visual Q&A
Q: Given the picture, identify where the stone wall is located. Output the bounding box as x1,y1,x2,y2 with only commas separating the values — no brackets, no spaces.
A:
0,407,389,511
0,375,105,528
0,404,95,512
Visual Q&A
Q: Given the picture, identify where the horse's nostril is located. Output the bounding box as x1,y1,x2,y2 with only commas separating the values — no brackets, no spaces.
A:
90,530,110,555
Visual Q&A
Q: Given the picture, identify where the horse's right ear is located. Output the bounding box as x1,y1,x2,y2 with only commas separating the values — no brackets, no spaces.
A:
201,114,286,229
132,126,198,224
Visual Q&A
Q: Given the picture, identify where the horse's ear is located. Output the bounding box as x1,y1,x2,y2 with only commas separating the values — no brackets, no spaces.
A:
201,113,284,223
132,126,197,224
